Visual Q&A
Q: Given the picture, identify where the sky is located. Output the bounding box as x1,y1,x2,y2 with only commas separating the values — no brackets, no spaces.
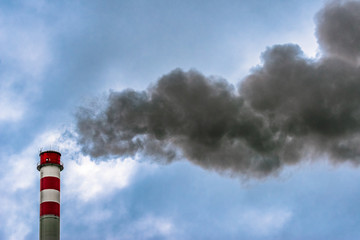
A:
1,0,360,239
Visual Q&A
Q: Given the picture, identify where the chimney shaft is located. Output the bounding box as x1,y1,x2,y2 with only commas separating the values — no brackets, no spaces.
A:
37,150,63,240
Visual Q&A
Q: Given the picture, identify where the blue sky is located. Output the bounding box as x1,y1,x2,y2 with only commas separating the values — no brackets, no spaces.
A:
2,0,360,239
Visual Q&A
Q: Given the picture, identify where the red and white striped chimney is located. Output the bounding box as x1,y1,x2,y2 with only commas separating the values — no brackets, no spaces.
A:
37,149,63,240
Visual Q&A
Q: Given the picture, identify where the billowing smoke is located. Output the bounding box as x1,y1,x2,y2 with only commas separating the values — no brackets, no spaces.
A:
76,1,360,177
316,0,360,63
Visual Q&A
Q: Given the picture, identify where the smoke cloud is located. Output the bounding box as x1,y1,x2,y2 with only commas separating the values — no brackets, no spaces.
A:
76,1,360,177
316,0,360,63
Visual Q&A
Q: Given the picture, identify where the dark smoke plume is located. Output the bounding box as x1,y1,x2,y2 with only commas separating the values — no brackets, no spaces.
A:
316,0,360,63
76,0,360,177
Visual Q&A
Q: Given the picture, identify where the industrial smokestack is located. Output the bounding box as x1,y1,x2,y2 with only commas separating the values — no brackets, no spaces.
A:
37,149,64,240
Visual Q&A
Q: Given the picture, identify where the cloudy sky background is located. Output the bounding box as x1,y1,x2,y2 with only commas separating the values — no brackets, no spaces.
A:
1,0,360,239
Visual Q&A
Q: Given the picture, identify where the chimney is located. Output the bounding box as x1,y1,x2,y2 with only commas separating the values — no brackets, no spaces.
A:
37,148,64,240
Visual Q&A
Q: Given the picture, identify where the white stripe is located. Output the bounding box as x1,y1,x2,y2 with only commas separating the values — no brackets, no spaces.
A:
40,165,60,179
40,189,60,204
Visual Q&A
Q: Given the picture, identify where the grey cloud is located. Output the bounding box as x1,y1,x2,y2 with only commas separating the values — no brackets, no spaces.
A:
76,1,360,177
316,0,360,63
242,44,360,163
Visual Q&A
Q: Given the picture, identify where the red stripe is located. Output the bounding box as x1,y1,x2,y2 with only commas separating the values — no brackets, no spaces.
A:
40,202,60,217
40,177,60,191
40,151,61,165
